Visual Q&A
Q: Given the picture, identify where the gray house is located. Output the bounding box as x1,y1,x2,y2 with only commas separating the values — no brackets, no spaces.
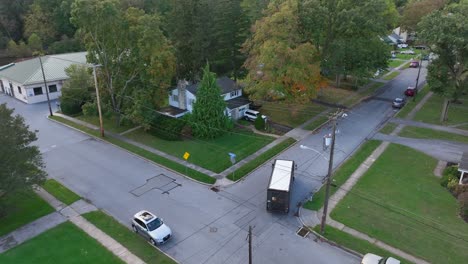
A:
162,76,251,120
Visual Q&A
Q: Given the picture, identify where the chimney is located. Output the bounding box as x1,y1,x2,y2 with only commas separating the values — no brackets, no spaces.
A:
177,79,188,110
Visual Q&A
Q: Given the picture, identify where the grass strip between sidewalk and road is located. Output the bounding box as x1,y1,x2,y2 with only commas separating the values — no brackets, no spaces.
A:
0,222,123,264
313,225,413,264
303,140,381,211
399,126,468,144
42,179,81,205
382,71,400,80
50,116,215,184
331,144,468,264
379,123,398,135
304,115,329,131
395,85,429,119
83,211,176,264
0,191,55,237
227,137,297,181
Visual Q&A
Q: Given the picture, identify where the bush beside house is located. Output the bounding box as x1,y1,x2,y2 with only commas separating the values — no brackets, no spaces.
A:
441,166,468,222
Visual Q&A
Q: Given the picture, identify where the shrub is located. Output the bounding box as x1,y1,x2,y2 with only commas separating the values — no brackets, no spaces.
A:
149,114,187,141
440,166,460,187
82,101,98,116
60,97,84,116
447,178,459,193
254,116,265,130
458,192,468,222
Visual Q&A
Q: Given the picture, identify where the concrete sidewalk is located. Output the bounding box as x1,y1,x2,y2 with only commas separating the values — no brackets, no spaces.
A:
390,117,468,136
0,187,145,264
299,89,434,264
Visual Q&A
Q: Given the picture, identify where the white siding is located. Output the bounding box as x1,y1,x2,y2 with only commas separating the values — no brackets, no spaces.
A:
169,89,180,108
24,80,63,104
186,91,196,112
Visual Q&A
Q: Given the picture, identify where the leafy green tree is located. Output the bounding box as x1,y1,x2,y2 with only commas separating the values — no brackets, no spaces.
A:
71,0,175,125
243,0,323,102
299,0,395,86
24,3,58,45
241,0,270,24
191,64,231,139
401,0,447,32
0,103,46,200
418,1,468,102
0,0,33,41
60,65,93,115
27,33,42,52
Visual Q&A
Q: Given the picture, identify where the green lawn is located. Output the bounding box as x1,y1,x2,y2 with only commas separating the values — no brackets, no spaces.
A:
331,144,468,264
388,59,406,68
399,126,468,144
313,226,413,264
126,128,274,173
260,101,327,128
227,137,296,181
317,87,361,107
0,191,55,236
304,115,329,131
42,179,80,205
0,222,123,264
379,123,398,134
83,211,175,264
50,116,215,184
303,140,381,210
382,71,400,80
413,93,468,130
395,86,430,119
76,115,136,134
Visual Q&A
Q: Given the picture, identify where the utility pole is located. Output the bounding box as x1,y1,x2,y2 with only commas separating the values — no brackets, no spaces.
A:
320,111,340,235
92,65,105,137
413,57,423,102
39,56,53,116
248,225,252,264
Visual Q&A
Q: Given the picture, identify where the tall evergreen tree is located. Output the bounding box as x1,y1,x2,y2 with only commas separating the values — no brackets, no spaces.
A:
191,64,231,139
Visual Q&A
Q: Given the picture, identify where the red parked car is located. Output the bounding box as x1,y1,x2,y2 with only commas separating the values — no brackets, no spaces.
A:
405,86,417,97
409,61,420,68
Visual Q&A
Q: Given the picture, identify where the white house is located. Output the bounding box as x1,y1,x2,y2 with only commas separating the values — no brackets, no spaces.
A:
0,52,87,104
162,76,251,120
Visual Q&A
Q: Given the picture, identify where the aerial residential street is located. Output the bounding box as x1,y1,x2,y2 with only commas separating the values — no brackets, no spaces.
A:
0,63,427,263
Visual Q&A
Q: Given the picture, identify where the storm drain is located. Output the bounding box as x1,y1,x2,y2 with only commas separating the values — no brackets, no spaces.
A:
296,227,310,238
131,174,181,196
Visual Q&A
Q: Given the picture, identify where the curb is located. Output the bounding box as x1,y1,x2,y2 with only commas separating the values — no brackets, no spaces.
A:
47,116,214,187
297,207,363,259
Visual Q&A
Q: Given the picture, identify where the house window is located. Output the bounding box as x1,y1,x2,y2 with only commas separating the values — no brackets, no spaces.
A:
17,86,22,94
33,87,43,95
173,94,178,102
48,85,58,93
230,90,239,97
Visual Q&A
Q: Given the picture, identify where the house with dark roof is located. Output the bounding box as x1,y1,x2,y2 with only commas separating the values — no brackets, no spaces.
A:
163,76,250,120
0,52,87,104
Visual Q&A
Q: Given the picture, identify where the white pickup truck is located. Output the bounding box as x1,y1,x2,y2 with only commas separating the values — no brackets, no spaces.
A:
361,253,400,264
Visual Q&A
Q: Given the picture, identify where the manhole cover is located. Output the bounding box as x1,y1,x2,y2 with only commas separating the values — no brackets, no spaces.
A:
296,227,310,238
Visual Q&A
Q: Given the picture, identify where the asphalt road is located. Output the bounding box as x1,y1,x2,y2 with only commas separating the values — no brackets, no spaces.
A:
0,63,427,264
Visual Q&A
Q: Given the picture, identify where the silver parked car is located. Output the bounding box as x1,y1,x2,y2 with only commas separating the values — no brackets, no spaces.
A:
131,210,172,245
392,98,406,109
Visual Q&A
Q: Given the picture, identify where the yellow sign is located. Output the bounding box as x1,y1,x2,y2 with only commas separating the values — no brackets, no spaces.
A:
183,152,190,160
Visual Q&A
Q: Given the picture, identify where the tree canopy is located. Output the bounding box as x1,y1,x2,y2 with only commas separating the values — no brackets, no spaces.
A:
0,103,46,199
71,0,175,124
243,0,323,102
418,0,468,101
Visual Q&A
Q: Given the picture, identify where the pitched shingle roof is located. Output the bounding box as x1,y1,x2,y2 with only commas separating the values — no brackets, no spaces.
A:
186,76,240,95
0,52,87,85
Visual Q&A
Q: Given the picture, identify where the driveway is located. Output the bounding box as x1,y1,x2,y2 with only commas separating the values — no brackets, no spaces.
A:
0,63,426,264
